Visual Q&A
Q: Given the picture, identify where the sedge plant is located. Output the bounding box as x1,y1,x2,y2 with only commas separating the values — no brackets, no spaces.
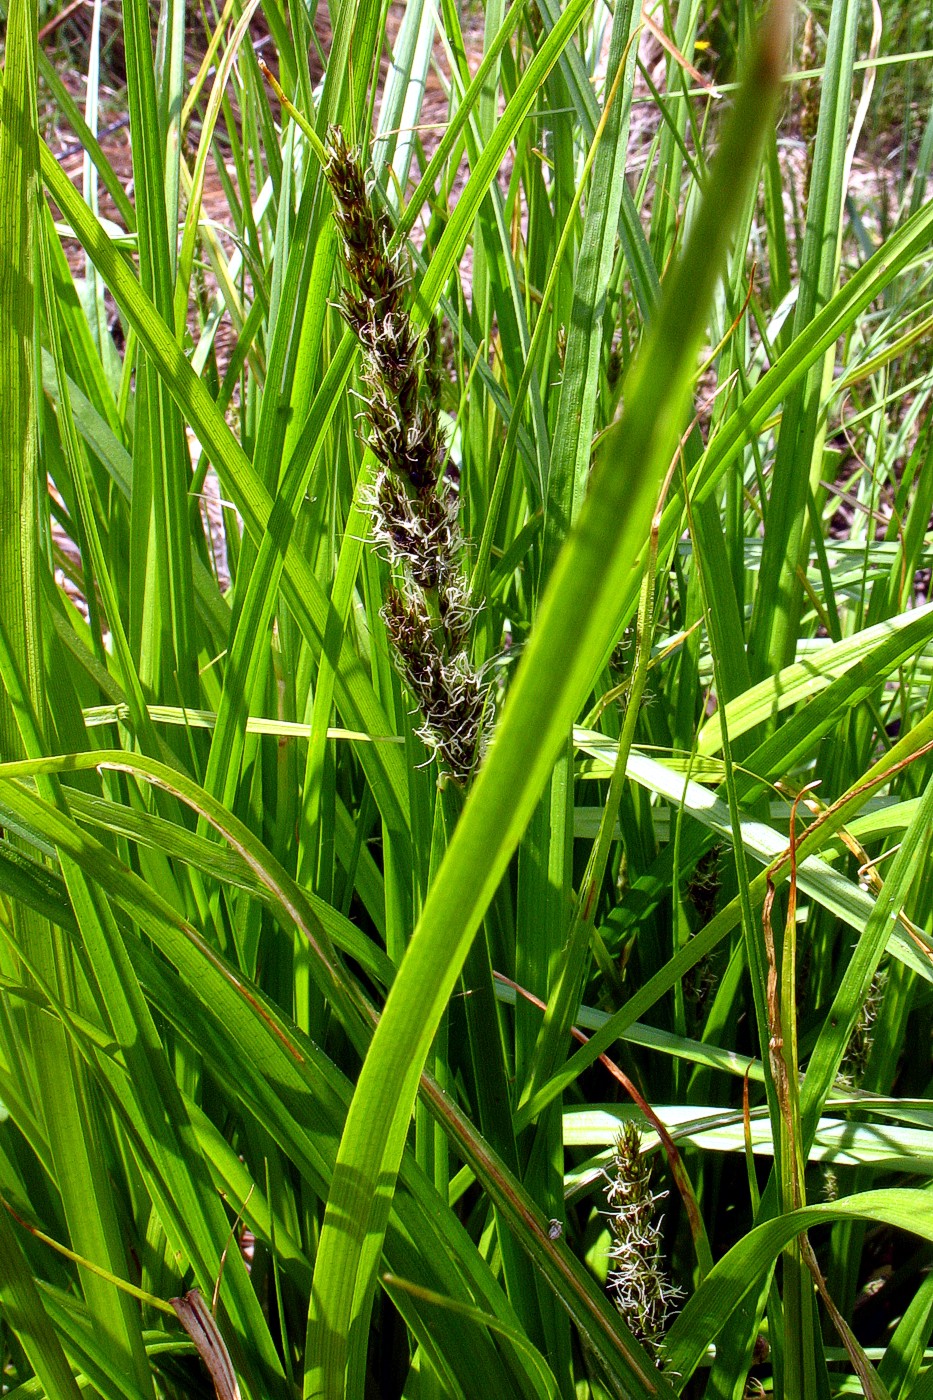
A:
1,0,933,1396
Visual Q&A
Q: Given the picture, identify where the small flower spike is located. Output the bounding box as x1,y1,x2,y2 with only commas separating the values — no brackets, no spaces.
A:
324,127,489,782
605,1122,681,1364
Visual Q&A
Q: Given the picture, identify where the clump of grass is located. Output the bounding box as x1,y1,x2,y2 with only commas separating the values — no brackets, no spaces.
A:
324,127,488,782
5,0,933,1394
605,1123,681,1363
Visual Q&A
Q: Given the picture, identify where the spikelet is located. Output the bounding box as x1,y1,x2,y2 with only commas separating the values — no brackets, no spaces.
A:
605,1123,681,1363
836,965,888,1089
324,128,489,782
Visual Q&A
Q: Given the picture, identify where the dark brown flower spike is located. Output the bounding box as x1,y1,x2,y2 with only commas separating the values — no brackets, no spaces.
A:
324,127,489,781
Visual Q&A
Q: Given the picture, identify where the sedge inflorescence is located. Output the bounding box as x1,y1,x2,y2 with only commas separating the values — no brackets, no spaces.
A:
324,128,488,782
605,1122,681,1364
